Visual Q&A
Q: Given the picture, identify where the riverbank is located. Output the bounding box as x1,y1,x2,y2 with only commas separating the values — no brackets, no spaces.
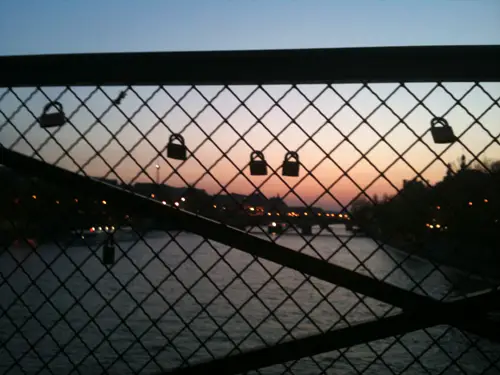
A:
0,222,184,249
369,231,500,288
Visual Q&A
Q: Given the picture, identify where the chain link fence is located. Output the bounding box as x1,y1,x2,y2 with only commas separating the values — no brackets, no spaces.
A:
1,46,500,374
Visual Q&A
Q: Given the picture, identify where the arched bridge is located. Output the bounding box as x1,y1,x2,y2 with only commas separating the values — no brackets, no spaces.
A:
143,207,357,235
215,212,356,235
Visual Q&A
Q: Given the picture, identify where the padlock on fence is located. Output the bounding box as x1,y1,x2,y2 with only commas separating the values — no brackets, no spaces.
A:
102,237,115,265
167,134,187,160
249,151,268,176
282,151,300,177
430,117,456,144
39,101,66,128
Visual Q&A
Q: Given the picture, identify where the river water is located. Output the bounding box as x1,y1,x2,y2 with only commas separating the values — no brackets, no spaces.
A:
1,225,499,375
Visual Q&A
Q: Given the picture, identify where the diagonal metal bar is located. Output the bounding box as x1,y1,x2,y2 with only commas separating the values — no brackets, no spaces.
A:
164,314,433,375
1,145,425,310
0,146,445,311
160,288,500,375
2,146,499,340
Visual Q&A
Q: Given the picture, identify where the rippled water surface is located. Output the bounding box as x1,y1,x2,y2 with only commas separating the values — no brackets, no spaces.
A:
1,225,499,374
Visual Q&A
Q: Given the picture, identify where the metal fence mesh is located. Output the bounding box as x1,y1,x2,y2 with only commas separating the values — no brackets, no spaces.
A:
1,57,500,375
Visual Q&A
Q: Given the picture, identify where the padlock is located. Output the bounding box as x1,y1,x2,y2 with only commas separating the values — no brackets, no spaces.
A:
249,151,268,176
430,117,456,144
39,101,66,128
167,134,187,160
102,237,115,265
282,151,300,177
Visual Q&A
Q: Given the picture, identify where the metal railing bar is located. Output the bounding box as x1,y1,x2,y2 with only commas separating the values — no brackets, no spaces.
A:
1,45,499,87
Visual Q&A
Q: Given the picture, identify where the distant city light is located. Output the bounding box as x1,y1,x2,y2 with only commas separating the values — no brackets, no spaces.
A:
55,200,59,204
436,224,441,229
429,225,434,229
162,201,167,205
213,204,217,208
174,202,180,207
151,193,155,198
32,195,37,200
267,212,272,216
468,202,473,206
102,200,107,205
181,197,186,202
436,206,441,210
271,222,277,227
484,199,489,203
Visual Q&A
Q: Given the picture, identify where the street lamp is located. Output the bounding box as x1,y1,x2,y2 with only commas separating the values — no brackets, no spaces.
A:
155,163,160,185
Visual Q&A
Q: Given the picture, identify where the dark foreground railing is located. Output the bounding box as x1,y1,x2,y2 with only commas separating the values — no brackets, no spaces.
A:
1,45,500,375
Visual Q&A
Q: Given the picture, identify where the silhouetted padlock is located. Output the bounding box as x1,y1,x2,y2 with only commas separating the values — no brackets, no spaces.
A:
249,151,268,176
102,238,115,265
167,134,187,160
282,151,300,177
39,101,66,128
430,117,456,144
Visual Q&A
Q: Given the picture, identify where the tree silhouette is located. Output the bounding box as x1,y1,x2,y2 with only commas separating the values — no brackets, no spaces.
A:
349,154,500,270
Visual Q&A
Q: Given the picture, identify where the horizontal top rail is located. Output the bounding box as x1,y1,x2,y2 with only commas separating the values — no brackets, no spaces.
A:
1,45,499,87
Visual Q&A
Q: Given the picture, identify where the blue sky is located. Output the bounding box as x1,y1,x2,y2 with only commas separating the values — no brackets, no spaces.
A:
1,0,499,55
1,1,499,209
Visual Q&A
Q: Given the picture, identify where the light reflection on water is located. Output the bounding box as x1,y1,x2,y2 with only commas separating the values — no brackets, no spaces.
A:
0,225,499,375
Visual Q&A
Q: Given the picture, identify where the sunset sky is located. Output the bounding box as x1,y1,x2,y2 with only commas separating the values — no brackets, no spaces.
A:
1,0,499,209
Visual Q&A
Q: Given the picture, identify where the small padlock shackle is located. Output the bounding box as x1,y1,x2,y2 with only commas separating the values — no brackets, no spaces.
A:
284,151,299,161
169,133,185,144
430,117,449,128
43,101,63,113
250,151,265,161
